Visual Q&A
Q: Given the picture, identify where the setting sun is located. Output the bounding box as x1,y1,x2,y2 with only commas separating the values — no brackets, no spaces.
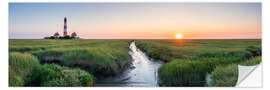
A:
176,34,183,39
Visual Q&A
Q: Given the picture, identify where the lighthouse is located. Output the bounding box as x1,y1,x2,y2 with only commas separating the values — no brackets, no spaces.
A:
45,17,79,39
63,17,68,36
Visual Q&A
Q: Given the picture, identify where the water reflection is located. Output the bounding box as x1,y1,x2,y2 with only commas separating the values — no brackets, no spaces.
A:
95,41,163,87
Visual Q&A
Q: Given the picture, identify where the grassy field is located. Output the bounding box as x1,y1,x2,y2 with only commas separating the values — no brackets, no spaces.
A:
135,39,261,86
9,39,132,86
9,39,261,87
136,39,261,61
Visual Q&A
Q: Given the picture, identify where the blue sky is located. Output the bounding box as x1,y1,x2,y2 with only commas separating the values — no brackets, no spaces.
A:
9,3,261,39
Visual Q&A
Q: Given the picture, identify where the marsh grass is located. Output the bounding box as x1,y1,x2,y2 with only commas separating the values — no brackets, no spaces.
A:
240,56,261,66
157,50,253,87
9,39,132,76
9,52,94,87
136,39,261,60
136,39,261,86
158,60,211,86
210,64,238,87
25,64,94,87
9,52,40,86
9,39,261,87
210,56,261,87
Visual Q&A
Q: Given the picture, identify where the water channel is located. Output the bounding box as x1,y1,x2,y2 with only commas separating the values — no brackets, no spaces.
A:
95,41,163,87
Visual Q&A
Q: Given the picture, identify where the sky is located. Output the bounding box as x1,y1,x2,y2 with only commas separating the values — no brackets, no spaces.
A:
9,3,261,39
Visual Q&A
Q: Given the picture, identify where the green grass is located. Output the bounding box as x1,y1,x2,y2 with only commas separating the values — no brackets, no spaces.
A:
136,39,261,86
9,52,40,86
9,39,132,86
210,64,238,87
210,56,261,87
158,60,212,86
25,64,94,87
9,52,94,87
136,39,261,62
240,56,262,66
9,39,261,87
9,39,132,76
157,50,253,87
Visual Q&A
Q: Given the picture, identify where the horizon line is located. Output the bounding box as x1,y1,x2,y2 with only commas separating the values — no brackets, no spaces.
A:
8,38,262,40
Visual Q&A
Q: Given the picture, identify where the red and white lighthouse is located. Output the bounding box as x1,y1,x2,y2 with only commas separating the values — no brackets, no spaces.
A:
63,17,68,36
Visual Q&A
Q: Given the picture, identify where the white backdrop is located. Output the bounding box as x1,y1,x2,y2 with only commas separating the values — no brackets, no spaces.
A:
1,0,268,90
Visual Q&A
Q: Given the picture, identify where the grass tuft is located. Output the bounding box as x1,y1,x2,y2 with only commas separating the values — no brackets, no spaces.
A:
25,64,94,87
158,60,211,86
9,52,40,86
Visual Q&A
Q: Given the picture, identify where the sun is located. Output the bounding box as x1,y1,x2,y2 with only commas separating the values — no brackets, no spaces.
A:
176,34,183,39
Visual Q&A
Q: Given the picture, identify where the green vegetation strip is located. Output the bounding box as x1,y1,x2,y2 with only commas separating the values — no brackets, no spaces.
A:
136,39,261,86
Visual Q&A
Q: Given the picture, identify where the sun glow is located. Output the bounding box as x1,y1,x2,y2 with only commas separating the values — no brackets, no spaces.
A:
176,34,183,39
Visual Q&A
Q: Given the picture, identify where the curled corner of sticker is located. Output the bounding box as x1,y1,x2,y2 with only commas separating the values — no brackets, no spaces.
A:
235,64,262,87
